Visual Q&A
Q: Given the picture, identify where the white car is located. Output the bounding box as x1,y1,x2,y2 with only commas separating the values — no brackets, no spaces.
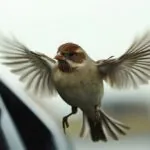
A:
0,76,73,150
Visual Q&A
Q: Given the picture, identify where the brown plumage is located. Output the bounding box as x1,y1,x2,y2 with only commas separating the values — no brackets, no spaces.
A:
57,42,80,53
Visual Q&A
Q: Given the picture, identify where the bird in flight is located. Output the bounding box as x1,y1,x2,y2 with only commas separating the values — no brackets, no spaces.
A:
0,31,150,142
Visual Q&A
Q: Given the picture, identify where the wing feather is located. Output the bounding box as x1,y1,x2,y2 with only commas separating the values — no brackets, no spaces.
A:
0,35,57,95
97,31,150,89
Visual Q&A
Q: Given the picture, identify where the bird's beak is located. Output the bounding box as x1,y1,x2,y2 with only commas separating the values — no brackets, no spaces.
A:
54,54,65,61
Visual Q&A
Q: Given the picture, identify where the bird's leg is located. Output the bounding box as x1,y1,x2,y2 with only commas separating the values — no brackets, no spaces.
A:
62,106,78,134
94,105,101,121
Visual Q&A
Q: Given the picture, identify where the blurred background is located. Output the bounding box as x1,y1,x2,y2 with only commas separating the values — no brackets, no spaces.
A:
0,0,150,149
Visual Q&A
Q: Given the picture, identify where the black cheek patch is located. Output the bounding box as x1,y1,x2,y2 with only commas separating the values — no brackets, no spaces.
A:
58,60,72,72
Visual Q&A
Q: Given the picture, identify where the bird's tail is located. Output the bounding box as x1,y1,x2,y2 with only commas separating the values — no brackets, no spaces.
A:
87,109,130,142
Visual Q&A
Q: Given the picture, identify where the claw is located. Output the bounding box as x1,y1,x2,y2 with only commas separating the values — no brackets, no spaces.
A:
62,106,78,134
62,116,69,134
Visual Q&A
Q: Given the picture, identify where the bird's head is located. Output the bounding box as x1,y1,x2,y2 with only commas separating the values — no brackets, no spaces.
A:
54,43,86,72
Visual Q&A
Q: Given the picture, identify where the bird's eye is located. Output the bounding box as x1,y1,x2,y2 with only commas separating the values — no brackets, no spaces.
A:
68,53,74,57
62,52,75,57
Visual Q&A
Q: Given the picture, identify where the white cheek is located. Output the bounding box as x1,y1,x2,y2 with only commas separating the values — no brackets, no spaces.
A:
67,60,86,67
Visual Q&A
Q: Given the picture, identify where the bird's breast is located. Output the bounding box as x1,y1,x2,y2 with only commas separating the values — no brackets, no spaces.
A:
52,65,104,108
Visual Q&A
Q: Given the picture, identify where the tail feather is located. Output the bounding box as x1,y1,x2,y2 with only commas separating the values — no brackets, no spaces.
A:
100,109,130,129
101,111,127,136
87,109,130,142
87,117,107,142
101,114,119,140
80,112,89,138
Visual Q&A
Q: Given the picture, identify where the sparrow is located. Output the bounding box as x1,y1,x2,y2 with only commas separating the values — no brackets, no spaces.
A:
0,31,150,142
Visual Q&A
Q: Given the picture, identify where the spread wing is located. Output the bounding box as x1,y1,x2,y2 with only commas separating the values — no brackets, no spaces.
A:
97,31,150,89
0,35,57,95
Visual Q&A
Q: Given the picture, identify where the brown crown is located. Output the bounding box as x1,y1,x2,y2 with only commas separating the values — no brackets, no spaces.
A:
57,43,80,53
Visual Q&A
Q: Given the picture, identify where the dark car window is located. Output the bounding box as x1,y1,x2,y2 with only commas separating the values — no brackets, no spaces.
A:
0,108,9,150
0,81,57,150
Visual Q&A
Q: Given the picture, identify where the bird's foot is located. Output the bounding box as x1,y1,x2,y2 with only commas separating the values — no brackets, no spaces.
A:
62,107,77,134
62,116,69,134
